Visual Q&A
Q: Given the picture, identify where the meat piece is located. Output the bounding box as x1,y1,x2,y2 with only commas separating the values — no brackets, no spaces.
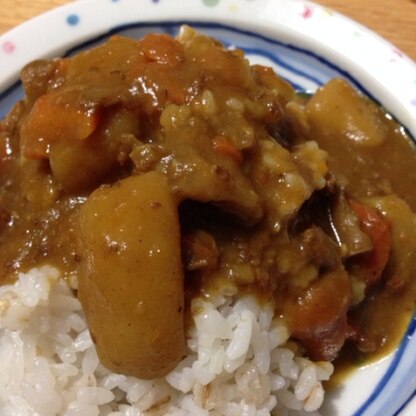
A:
276,226,353,361
299,226,342,273
284,268,353,361
182,229,219,272
77,171,184,379
20,59,62,102
331,191,373,256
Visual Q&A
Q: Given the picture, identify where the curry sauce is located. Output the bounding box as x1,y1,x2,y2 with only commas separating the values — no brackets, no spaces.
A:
0,26,415,380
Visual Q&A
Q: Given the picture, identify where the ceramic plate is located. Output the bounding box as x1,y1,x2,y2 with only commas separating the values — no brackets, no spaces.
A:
0,1,415,415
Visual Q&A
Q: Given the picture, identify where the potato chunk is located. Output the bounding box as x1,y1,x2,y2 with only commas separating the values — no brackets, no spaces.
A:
77,171,184,379
306,78,387,147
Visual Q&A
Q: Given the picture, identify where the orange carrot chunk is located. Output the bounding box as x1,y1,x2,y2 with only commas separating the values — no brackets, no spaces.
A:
20,93,99,159
140,33,184,67
212,135,243,164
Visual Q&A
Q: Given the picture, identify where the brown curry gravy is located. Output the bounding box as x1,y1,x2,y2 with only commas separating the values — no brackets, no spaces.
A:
0,28,415,380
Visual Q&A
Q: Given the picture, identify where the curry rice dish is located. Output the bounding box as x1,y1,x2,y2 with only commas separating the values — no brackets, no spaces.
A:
0,26,415,415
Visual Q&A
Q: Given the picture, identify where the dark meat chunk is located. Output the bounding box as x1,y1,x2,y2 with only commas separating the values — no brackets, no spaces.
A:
284,268,353,361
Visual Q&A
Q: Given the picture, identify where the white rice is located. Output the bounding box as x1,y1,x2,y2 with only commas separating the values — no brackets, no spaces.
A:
0,266,333,416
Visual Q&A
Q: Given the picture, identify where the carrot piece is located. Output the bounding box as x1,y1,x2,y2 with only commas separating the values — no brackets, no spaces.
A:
20,93,99,159
349,199,391,287
212,135,243,164
141,33,184,67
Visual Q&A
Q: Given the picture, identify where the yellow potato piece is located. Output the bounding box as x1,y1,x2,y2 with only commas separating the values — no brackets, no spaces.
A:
77,171,184,379
306,78,387,147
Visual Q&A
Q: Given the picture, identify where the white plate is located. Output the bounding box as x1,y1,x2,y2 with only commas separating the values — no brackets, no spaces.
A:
0,1,415,415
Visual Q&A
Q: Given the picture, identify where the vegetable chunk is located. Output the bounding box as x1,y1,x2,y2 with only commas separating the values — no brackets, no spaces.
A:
77,171,184,379
306,78,387,147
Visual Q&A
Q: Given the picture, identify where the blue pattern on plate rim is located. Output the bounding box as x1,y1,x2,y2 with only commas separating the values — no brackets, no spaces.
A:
0,21,415,416
66,14,80,26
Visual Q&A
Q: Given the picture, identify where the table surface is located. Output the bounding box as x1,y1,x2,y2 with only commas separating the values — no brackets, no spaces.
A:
0,0,415,61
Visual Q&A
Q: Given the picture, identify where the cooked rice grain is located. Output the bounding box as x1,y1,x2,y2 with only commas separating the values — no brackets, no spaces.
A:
0,267,332,415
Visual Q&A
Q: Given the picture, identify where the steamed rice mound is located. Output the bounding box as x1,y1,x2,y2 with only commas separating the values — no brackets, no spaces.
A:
0,268,332,415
